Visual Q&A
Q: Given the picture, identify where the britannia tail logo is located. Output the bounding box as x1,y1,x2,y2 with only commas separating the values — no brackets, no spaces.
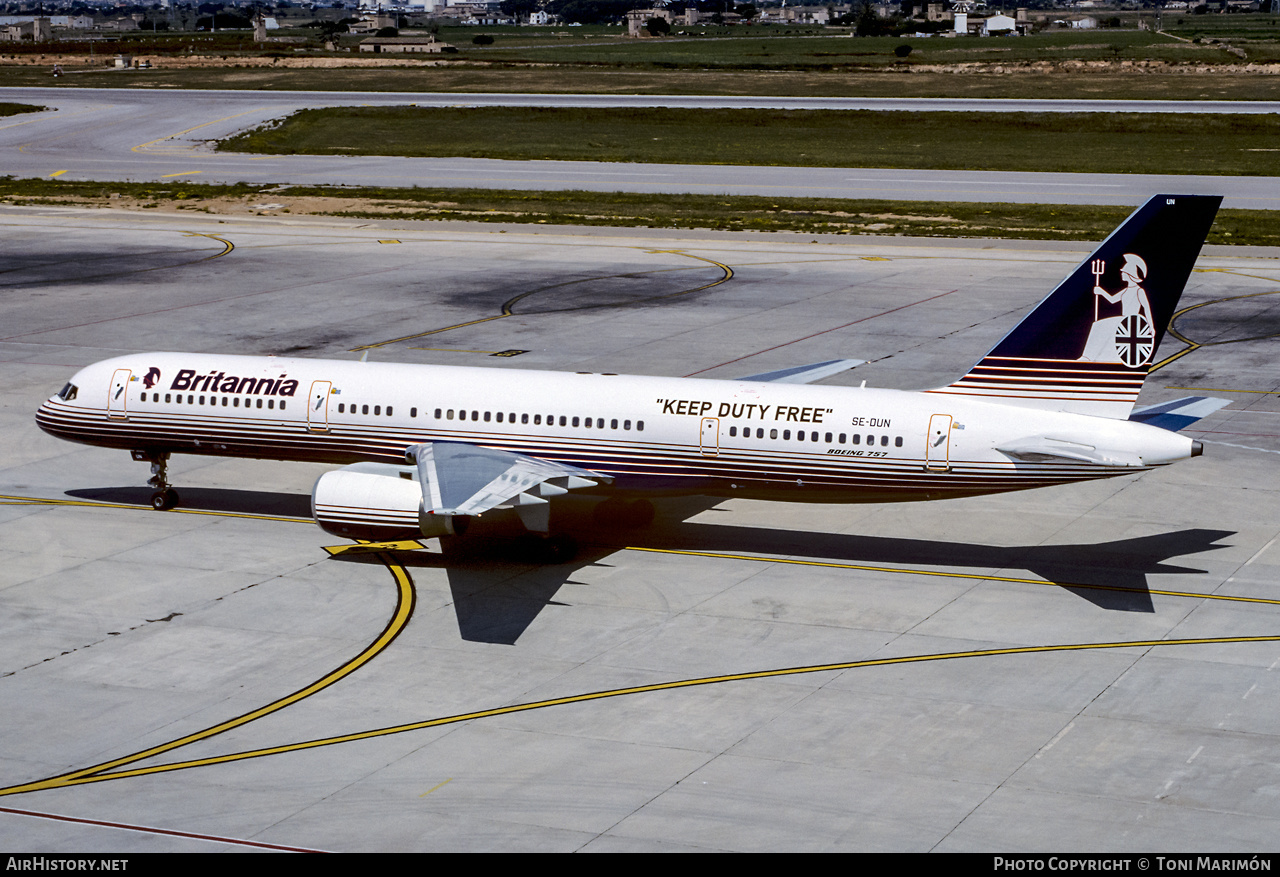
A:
1079,254,1155,367
142,367,161,389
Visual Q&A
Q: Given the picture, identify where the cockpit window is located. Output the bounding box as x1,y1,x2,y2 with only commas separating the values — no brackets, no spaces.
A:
57,383,78,401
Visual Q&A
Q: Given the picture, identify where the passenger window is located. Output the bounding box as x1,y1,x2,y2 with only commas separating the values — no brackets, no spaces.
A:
770,429,778,439
234,398,240,407
572,416,580,427
784,430,791,440
410,407,417,418
895,436,903,447
825,432,832,443
338,403,345,414
495,412,503,423
881,435,889,446
839,433,846,444
472,410,479,421
280,401,286,410
484,411,490,422
534,415,542,425
637,421,644,431
446,409,454,420
434,408,442,419
165,393,171,403
559,416,567,426
374,405,381,416
522,414,529,424
623,420,631,430
729,426,737,437
866,434,873,445
611,419,618,429
257,399,263,409
852,434,860,445
387,406,393,416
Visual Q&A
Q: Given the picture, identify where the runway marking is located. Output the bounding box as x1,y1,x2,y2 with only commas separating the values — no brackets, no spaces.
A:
0,493,307,524
0,545,414,798
131,107,268,154
625,546,1280,606
0,804,327,853
1153,288,1280,372
48,170,66,178
351,251,733,352
684,288,957,377
15,632,1280,794
181,231,235,261
160,171,202,179
3,500,1277,804
419,778,453,797
1168,387,1276,395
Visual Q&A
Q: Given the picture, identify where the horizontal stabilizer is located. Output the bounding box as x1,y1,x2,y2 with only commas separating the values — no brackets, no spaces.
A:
738,359,865,384
1129,396,1229,432
997,436,1144,468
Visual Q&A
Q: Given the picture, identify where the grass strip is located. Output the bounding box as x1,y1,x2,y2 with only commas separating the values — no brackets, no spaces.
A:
220,106,1280,177
0,102,43,117
1,177,1274,245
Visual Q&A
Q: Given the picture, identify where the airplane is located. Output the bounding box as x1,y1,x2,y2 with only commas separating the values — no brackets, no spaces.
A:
36,194,1227,562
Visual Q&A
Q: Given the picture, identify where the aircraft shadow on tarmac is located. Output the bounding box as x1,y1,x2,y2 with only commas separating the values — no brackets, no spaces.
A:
68,488,1234,645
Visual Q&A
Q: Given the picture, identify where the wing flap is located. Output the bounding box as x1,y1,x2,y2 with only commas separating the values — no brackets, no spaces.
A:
407,441,612,531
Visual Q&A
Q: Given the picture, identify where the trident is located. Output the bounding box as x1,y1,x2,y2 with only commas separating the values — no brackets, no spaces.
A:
1091,259,1105,321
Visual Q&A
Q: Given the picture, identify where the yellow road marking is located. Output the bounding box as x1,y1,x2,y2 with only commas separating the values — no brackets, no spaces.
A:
323,539,426,555
48,170,67,178
0,494,305,524
419,778,452,797
1168,387,1276,395
626,546,1280,606
351,251,734,352
131,108,267,153
181,232,234,261
16,633,1280,792
160,171,202,179
0,547,415,798
1152,288,1280,373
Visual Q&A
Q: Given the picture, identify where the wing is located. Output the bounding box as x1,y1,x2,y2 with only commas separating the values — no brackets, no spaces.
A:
736,359,865,384
1128,396,1229,432
407,441,612,533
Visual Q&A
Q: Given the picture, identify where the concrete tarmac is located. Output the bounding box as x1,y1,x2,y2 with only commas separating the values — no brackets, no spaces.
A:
2,207,1279,851
3,87,1279,209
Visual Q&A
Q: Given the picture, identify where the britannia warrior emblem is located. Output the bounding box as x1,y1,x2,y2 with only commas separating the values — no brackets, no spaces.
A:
142,367,161,389
1079,254,1155,366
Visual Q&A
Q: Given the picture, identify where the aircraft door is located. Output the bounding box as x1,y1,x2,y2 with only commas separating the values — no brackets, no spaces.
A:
108,368,131,420
700,417,720,456
308,380,332,432
926,414,952,471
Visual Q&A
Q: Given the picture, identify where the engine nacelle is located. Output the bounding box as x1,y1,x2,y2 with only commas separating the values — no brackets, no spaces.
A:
312,462,464,541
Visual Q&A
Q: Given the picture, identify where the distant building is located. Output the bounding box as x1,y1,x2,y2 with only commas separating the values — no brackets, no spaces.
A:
358,35,457,52
982,13,1017,34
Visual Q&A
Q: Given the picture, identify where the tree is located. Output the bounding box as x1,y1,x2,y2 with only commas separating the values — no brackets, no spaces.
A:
646,15,671,35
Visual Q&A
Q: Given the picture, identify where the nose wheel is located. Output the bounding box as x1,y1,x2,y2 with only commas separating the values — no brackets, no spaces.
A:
132,450,180,511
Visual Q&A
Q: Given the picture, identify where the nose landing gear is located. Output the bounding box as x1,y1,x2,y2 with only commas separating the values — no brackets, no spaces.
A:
132,450,180,510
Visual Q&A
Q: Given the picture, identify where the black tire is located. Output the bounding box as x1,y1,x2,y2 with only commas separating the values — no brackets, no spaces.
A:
150,489,177,511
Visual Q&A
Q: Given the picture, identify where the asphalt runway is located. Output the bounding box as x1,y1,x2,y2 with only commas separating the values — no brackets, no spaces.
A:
3,87,1280,209
2,207,1280,851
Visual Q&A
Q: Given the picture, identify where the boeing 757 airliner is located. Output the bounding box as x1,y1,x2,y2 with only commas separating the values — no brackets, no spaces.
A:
37,195,1227,560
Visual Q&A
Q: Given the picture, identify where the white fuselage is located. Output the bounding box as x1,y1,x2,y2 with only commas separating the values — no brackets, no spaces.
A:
37,353,1197,504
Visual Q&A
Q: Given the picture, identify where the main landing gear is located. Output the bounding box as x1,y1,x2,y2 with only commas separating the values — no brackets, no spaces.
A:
132,450,179,510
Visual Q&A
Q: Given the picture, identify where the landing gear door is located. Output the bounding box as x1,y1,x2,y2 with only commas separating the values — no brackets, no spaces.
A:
926,414,952,471
108,368,131,420
700,417,720,457
308,380,332,432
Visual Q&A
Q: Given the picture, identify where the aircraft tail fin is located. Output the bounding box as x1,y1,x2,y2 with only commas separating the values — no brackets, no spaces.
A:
929,194,1222,419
